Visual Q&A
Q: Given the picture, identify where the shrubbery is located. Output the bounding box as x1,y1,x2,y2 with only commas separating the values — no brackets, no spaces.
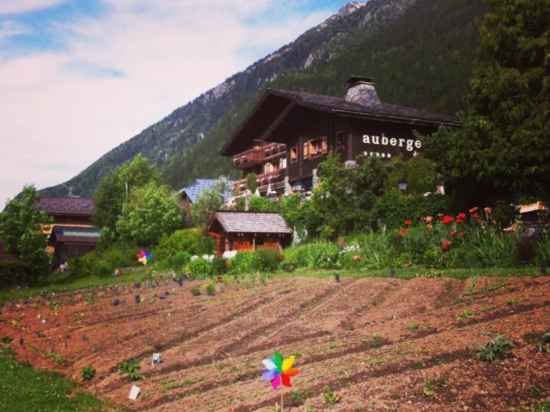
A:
154,229,214,269
0,261,34,288
284,242,340,269
70,243,139,277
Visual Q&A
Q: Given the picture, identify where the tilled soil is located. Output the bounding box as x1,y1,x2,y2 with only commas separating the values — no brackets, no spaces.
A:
0,275,549,411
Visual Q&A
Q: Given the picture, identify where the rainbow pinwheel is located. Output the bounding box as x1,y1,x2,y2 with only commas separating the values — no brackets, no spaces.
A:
137,250,153,265
261,352,300,390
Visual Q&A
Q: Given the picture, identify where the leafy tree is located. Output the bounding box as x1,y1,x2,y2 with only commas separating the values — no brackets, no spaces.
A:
94,154,160,233
246,173,258,194
0,186,51,277
309,155,390,238
385,156,439,195
116,183,182,246
190,179,230,228
425,0,550,204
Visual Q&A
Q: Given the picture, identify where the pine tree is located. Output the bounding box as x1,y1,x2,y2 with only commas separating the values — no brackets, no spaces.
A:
426,0,550,204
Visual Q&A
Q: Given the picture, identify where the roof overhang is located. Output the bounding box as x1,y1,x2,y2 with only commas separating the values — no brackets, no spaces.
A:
221,88,460,156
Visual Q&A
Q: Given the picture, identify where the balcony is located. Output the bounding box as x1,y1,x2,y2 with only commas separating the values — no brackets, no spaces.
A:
232,143,286,170
234,169,286,196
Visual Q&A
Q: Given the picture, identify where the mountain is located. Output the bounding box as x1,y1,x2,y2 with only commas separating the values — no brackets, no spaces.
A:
163,0,487,189
40,0,430,197
41,0,487,197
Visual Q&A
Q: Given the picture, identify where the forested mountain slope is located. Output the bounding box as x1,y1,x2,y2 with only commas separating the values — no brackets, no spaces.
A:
41,0,417,197
163,0,487,189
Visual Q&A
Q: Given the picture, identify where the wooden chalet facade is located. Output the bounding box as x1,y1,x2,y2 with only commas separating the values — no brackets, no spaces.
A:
223,77,459,195
36,197,100,268
208,211,292,256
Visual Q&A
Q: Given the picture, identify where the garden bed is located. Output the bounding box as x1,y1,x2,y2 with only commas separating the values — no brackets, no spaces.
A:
0,273,548,411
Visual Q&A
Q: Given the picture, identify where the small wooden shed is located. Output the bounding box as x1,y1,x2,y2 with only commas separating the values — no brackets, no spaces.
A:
208,211,293,256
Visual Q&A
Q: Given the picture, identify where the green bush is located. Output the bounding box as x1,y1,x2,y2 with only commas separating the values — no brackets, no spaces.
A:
348,232,398,270
154,229,214,261
70,243,139,277
0,261,33,288
284,242,340,269
373,189,449,230
156,251,191,271
229,252,257,274
536,234,550,266
255,249,282,272
187,258,215,279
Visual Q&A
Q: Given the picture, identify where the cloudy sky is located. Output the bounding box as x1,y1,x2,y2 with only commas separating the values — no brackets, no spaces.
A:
0,0,351,204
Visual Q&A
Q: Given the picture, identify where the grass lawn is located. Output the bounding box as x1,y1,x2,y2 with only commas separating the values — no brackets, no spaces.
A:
0,346,119,412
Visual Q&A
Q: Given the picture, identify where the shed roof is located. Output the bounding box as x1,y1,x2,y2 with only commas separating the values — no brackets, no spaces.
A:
37,197,95,217
178,179,234,204
222,88,460,155
50,225,101,244
210,211,292,235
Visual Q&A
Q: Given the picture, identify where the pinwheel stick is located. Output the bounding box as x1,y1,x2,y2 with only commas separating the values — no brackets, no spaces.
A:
280,391,284,411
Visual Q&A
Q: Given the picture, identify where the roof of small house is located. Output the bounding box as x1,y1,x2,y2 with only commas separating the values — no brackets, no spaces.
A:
209,211,293,235
178,179,234,204
49,225,101,244
37,197,95,217
222,88,460,155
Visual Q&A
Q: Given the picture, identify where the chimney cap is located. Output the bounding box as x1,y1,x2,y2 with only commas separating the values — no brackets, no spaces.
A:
346,76,376,89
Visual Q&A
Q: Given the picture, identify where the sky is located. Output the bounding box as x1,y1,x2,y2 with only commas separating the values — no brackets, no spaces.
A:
0,0,353,204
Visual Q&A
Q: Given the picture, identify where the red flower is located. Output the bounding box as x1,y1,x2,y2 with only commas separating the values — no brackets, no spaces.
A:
469,207,479,215
404,219,413,226
441,215,454,225
441,239,452,252
424,216,434,224
456,212,466,223
484,207,492,216
450,230,457,238
399,227,409,237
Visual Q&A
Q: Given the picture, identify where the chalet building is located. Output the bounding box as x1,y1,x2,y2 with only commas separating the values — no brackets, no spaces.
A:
36,197,100,267
222,77,459,196
207,211,292,256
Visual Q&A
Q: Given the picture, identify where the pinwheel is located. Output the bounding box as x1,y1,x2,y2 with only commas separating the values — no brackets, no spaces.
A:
261,352,300,390
137,250,153,265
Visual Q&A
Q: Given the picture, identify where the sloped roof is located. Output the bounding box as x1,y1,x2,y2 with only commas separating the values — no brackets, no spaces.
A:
222,88,459,155
179,179,234,204
50,225,101,244
210,212,292,234
37,197,95,216
269,89,459,124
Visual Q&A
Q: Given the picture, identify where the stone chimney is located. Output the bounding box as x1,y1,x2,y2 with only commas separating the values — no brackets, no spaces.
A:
344,76,381,106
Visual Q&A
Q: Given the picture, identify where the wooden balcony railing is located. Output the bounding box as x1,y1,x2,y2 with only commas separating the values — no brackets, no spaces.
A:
234,170,285,195
232,143,286,169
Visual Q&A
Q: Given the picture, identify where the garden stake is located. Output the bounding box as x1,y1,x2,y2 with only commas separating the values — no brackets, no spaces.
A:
389,268,396,278
334,273,340,283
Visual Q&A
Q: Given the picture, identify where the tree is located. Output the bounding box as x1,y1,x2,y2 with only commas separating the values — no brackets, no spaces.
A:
190,179,230,228
0,186,51,277
246,173,258,194
385,156,439,195
94,155,160,233
309,155,390,238
425,0,550,204
116,183,182,246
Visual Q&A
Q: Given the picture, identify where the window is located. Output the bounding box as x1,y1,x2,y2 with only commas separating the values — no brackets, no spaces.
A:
264,162,275,175
290,146,298,163
303,136,328,159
